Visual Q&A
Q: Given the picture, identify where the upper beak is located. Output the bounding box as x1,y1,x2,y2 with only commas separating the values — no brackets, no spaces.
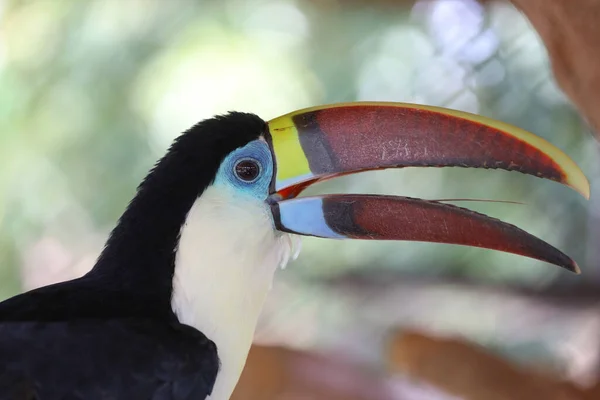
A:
266,102,590,273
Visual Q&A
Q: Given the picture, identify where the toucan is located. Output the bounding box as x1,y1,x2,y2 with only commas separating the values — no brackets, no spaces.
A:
0,102,589,399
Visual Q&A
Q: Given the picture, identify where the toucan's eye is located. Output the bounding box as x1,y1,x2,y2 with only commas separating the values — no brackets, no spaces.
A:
234,158,261,183
216,140,272,198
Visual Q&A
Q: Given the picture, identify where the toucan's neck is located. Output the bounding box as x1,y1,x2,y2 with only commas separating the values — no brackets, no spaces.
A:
169,185,300,400
88,113,267,304
90,150,204,300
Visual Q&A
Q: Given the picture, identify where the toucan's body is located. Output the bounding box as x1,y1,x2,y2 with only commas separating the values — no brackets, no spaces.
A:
0,103,590,399
0,314,217,399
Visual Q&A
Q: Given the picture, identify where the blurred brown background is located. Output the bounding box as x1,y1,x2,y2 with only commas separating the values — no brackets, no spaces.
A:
1,0,599,399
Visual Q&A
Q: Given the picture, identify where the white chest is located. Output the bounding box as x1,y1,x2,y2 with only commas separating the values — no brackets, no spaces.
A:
170,187,299,399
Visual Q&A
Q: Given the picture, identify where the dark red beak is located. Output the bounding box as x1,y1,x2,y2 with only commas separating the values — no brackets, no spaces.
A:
266,102,590,273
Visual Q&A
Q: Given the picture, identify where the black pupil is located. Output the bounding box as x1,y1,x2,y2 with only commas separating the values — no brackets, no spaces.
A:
235,160,260,181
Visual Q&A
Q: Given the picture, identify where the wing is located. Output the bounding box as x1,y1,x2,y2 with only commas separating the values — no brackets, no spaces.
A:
0,318,219,400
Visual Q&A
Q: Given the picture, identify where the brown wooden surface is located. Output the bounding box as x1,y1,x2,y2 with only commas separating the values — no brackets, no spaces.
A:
233,335,600,400
231,345,390,400
389,331,600,400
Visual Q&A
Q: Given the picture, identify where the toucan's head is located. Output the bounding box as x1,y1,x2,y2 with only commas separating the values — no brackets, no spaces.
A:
126,101,589,399
181,102,588,275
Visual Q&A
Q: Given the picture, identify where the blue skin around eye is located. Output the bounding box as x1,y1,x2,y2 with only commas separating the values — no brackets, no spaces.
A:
214,140,273,200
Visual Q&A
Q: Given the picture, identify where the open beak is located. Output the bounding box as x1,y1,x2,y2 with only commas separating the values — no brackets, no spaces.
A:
266,102,590,273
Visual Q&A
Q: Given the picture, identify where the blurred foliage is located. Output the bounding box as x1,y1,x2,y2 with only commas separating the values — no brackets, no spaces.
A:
0,0,596,301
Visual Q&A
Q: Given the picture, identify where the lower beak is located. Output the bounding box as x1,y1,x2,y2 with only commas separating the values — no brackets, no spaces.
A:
266,102,590,273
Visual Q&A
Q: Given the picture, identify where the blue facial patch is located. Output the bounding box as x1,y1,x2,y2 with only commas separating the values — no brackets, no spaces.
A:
214,140,273,200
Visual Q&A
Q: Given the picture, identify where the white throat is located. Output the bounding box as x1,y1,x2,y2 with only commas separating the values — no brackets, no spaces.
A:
171,185,299,400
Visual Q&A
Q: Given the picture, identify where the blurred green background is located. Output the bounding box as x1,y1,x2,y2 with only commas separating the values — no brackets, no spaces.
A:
1,0,598,387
